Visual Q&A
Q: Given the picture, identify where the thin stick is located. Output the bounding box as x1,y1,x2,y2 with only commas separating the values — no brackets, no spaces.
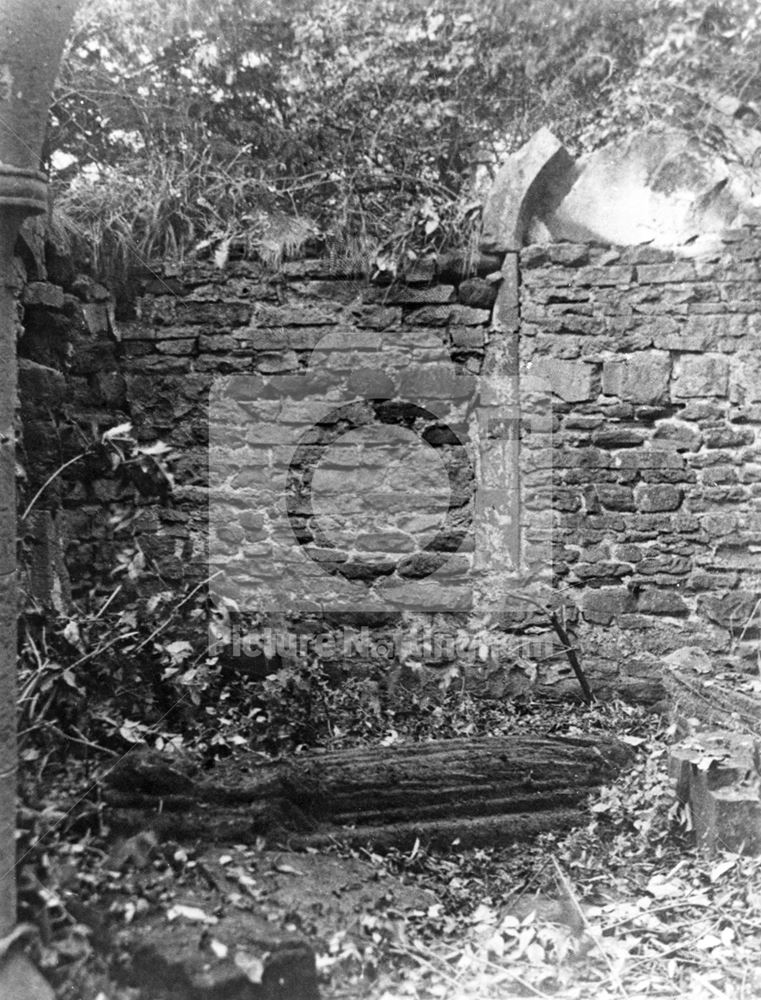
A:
94,583,122,620
21,451,88,521
504,590,594,703
133,571,222,654
551,857,629,1000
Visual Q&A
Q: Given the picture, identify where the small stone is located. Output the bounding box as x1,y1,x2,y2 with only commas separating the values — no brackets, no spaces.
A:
663,646,712,674
450,326,485,349
457,277,497,310
364,284,455,305
581,586,635,625
547,244,589,266
653,420,702,451
22,281,64,310
592,427,646,449
637,589,688,616
402,304,452,326
449,304,491,326
636,484,683,512
704,425,755,448
398,552,448,577
596,484,635,511
637,262,696,283
698,591,759,631
252,303,338,326
402,257,437,285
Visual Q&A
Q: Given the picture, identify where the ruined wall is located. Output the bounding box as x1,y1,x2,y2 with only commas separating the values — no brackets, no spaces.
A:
118,253,559,696
17,223,761,703
521,232,761,699
15,222,126,612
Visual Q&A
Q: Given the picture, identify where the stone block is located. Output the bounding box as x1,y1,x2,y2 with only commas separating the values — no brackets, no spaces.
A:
402,256,437,284
252,303,339,326
635,484,683,512
547,244,589,266
403,305,452,326
351,304,401,330
450,326,485,348
602,351,671,404
672,355,729,398
592,427,647,448
436,250,503,282
573,561,632,581
530,358,595,402
398,552,449,577
481,127,574,252
730,352,761,403
636,262,696,283
22,281,64,309
198,333,238,352
458,277,497,310
637,554,691,575
698,591,759,631
490,253,519,334
704,425,755,448
636,589,688,616
120,322,198,341
581,586,635,625
653,420,702,451
449,304,491,326
596,484,635,511
71,274,112,301
704,787,761,854
364,284,456,305
573,265,634,286
155,338,196,356
82,302,111,335
654,316,728,352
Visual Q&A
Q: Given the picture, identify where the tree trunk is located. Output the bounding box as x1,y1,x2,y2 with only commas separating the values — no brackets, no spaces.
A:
102,734,633,849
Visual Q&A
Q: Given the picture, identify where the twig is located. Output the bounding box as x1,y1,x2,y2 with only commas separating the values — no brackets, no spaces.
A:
551,857,629,1000
504,590,594,703
94,583,122,619
21,451,88,521
196,860,222,893
133,571,222,654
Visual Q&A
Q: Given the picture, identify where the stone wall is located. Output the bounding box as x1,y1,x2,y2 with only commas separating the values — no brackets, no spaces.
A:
520,232,761,699
117,252,560,697
16,223,761,703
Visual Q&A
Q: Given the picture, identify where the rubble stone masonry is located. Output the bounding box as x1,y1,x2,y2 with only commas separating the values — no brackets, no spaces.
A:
15,225,761,702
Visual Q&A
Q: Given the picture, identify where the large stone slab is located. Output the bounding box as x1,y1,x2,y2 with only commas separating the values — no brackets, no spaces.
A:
515,127,761,246
480,127,575,253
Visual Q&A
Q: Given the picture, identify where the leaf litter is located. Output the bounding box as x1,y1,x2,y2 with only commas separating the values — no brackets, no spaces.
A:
19,700,761,999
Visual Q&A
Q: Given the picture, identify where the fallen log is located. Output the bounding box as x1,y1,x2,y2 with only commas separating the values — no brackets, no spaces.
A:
102,734,634,849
